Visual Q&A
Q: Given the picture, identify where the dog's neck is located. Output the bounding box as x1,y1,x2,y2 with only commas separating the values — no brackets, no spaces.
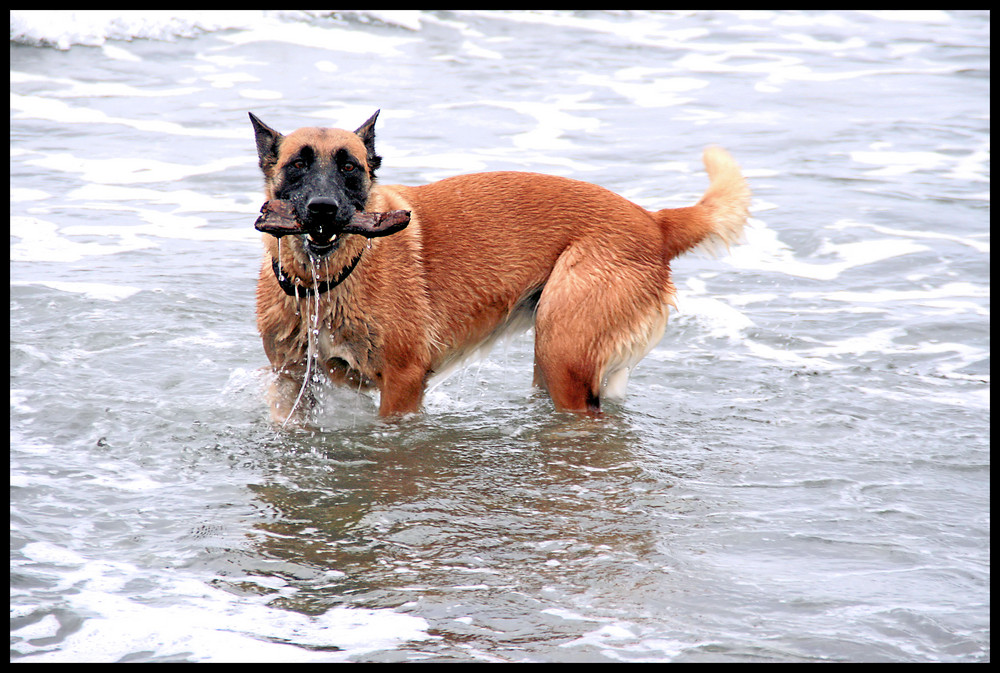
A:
270,249,363,298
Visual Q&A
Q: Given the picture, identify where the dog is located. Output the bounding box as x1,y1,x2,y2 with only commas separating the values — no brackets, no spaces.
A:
249,110,750,420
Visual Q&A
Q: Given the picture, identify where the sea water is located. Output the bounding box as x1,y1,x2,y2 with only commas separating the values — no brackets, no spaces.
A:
10,10,989,662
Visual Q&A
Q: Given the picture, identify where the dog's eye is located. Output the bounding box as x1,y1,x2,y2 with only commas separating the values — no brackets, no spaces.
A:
291,159,307,170
342,162,356,173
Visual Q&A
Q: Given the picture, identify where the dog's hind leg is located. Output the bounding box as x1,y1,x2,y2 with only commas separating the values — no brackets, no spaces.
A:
532,242,672,414
533,314,602,414
532,245,611,414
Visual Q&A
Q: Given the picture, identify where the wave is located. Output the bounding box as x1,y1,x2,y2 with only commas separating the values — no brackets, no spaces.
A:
9,10,424,50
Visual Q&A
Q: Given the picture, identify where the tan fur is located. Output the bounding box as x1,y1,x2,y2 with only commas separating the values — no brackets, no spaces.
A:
254,122,750,419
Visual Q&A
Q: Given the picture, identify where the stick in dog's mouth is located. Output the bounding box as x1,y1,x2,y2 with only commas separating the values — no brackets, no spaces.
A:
254,200,411,242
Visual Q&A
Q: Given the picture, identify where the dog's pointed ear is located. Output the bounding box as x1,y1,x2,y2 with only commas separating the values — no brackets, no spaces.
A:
249,112,282,171
354,110,382,176
354,109,379,146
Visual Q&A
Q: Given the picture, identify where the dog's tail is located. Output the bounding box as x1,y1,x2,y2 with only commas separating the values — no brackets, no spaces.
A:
654,146,750,260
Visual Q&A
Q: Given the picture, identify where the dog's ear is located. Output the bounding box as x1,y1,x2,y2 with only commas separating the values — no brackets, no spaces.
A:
249,112,282,172
354,110,382,177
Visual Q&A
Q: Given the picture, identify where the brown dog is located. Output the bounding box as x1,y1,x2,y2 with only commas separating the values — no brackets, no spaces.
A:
250,110,750,420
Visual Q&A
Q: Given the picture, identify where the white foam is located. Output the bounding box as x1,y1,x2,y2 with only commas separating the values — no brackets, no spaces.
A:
387,149,490,181
791,281,988,306
849,149,952,176
21,541,89,566
803,327,907,358
25,152,249,186
11,187,51,202
12,69,199,98
10,216,155,263
557,621,687,662
723,219,930,281
361,10,425,31
757,59,959,92
459,39,504,60
67,183,257,214
239,88,284,100
541,607,601,622
10,10,264,49
63,209,257,244
762,322,988,383
742,340,842,372
12,614,61,641
830,219,989,254
468,9,697,51
202,72,259,89
669,273,987,376
21,587,431,663
675,286,756,341
218,19,416,56
87,474,164,492
101,44,142,62
11,280,141,302
11,93,245,139
499,95,602,152
577,70,708,108
13,544,432,662
858,381,989,411
858,10,952,24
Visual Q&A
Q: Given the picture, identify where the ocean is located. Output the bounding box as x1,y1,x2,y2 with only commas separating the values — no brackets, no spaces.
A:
10,10,989,662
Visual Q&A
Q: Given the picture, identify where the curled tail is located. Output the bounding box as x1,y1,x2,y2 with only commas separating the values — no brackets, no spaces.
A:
655,146,751,260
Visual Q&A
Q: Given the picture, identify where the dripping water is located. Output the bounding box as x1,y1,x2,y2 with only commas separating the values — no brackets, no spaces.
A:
280,241,325,427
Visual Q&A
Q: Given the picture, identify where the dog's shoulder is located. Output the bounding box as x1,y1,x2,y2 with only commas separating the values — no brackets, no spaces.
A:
367,183,414,214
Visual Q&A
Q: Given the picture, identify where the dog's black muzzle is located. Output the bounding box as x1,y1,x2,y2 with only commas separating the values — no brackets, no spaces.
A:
301,196,356,255
306,197,350,225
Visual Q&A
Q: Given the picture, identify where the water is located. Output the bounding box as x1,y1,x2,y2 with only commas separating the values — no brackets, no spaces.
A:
10,10,989,662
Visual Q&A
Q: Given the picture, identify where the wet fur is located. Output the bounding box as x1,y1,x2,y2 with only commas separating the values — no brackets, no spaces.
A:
250,111,750,419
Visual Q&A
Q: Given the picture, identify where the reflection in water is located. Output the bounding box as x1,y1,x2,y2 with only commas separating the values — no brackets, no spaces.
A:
241,404,680,635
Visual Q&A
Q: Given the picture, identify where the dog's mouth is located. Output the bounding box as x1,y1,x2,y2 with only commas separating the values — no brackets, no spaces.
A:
255,200,412,256
302,213,359,257
304,232,338,256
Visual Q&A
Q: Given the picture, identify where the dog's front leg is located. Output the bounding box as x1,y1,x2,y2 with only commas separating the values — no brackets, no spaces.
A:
377,362,428,416
267,368,310,425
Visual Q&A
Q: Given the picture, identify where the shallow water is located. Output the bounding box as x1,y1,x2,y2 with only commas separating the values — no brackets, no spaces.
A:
10,10,989,662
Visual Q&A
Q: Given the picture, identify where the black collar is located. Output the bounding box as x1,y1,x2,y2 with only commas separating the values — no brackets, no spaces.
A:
271,249,363,298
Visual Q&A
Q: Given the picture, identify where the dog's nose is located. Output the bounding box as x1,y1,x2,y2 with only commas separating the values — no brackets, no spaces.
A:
306,197,343,220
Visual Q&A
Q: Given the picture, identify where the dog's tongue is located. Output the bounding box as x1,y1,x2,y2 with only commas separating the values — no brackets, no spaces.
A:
254,200,410,239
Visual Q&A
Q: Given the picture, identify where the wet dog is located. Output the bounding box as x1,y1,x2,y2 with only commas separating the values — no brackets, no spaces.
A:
250,110,750,420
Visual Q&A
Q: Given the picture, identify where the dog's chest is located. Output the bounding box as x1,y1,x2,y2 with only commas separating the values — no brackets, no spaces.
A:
310,307,379,374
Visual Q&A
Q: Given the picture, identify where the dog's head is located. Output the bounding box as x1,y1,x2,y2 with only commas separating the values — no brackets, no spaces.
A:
249,111,382,255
